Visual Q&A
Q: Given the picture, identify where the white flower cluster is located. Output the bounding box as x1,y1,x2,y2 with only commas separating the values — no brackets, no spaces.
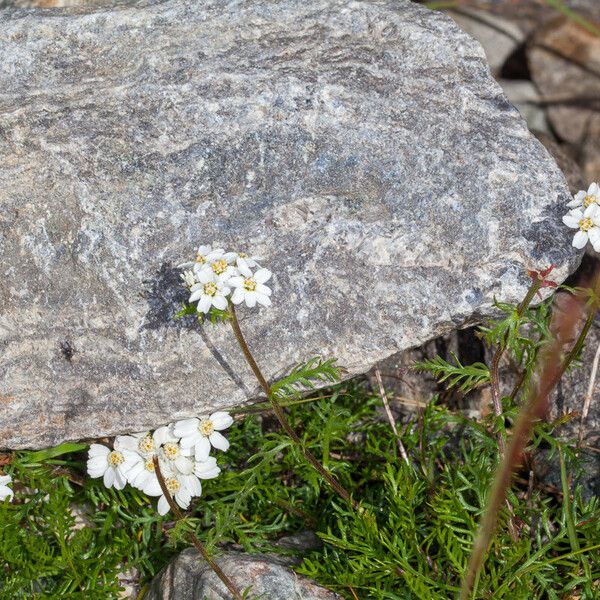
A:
179,244,272,312
87,411,233,515
0,474,13,502
563,182,600,251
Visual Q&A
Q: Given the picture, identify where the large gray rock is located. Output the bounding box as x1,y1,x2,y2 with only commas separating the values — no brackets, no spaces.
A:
0,0,579,449
145,549,339,600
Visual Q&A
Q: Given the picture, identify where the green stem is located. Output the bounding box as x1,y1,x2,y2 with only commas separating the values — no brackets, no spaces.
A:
227,303,358,511
152,457,244,600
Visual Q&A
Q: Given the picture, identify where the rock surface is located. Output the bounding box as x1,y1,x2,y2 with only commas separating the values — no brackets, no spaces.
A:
144,549,339,600
0,0,579,449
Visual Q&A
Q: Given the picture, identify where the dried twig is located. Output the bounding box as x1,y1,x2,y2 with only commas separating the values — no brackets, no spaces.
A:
374,367,409,466
579,336,600,446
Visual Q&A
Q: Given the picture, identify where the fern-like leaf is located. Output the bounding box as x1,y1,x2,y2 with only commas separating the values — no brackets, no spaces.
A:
414,353,490,393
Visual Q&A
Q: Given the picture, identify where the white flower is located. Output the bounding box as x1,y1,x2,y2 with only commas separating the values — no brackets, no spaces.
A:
189,270,232,314
180,270,196,289
194,254,238,282
0,474,13,502
568,182,600,209
235,252,262,270
562,205,600,250
153,426,194,475
229,264,272,308
141,462,201,515
178,244,225,270
173,412,234,461
87,444,141,490
155,471,194,516
115,431,156,457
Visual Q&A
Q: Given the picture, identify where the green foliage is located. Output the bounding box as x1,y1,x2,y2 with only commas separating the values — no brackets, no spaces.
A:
2,384,599,599
173,303,231,324
414,352,490,392
2,286,600,599
270,357,343,401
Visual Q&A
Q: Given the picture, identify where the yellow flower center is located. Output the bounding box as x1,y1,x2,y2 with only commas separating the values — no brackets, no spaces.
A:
203,282,218,297
583,194,597,208
195,253,206,264
144,458,155,472
243,278,257,292
199,419,214,436
238,252,248,258
212,259,228,275
166,477,181,494
138,435,154,454
580,217,594,232
108,451,124,467
163,442,179,461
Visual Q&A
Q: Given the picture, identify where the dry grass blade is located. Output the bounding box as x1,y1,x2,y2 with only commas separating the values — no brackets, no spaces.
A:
461,287,592,600
579,338,600,446
374,367,410,466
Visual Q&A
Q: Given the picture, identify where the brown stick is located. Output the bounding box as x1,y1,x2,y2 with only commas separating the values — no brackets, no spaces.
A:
152,457,244,600
579,336,600,446
374,367,410,465
228,304,358,510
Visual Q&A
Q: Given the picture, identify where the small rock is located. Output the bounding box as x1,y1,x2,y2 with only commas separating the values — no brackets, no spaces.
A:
144,549,340,600
455,0,600,36
498,80,550,135
533,131,586,195
277,530,323,552
446,7,524,75
528,16,600,183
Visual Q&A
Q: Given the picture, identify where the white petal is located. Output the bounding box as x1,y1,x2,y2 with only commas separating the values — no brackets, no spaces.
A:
237,263,253,278
194,437,212,461
245,294,257,308
153,426,172,447
255,284,271,296
113,470,127,490
114,436,139,452
210,412,233,430
173,418,199,437
0,485,13,501
197,296,212,314
179,434,200,450
189,289,203,303
143,476,163,497
231,288,245,304
0,475,11,486
88,444,110,458
589,228,600,244
588,183,599,196
255,293,272,307
182,474,202,496
198,269,215,284
573,230,588,249
209,431,230,452
229,276,244,288
175,488,192,510
103,468,116,488
212,295,228,310
562,213,580,228
175,456,194,475
157,495,170,515
254,268,272,284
